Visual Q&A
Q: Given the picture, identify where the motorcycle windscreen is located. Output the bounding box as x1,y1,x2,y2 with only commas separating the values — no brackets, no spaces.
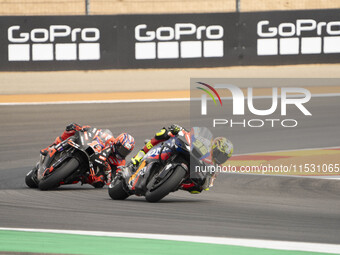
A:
99,129,113,140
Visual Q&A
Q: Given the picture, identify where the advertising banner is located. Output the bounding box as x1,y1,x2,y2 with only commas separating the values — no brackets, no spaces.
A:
0,16,119,70
0,9,339,71
242,9,340,65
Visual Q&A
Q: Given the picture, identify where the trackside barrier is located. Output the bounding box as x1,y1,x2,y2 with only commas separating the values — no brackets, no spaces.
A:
0,9,339,71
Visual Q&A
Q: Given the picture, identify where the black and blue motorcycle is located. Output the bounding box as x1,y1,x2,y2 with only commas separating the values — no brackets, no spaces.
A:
108,127,215,202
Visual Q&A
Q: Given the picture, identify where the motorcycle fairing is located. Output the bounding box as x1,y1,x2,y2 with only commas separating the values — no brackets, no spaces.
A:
37,128,112,183
127,134,191,195
128,160,156,194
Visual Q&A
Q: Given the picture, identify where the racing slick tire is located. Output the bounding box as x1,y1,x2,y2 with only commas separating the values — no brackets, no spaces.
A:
38,158,79,191
25,167,39,188
145,165,186,203
108,178,130,200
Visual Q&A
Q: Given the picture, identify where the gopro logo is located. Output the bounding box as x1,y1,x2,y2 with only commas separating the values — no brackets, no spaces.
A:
134,23,224,60
8,25,101,61
257,19,340,56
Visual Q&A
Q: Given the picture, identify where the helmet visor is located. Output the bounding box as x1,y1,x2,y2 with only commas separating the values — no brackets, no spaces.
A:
212,149,230,165
116,144,131,158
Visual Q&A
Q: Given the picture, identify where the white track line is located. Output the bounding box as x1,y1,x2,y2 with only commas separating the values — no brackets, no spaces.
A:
0,98,191,106
1,92,340,106
0,228,339,254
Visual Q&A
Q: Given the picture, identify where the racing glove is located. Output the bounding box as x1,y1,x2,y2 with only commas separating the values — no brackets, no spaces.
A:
66,123,90,132
66,123,82,131
130,150,146,166
168,124,183,135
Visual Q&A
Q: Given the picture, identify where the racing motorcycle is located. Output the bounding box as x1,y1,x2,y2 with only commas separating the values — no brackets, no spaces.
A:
25,128,113,190
108,127,215,202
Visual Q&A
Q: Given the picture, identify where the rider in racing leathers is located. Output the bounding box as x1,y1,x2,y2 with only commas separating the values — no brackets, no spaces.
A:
40,123,135,188
128,124,233,193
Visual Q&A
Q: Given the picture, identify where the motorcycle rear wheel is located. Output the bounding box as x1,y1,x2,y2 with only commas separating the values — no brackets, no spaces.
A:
38,158,79,191
145,165,186,203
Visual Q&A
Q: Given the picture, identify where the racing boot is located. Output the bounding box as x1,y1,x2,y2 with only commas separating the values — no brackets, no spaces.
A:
40,124,81,156
87,174,105,188
180,182,203,194
40,136,64,156
116,165,134,190
40,143,56,156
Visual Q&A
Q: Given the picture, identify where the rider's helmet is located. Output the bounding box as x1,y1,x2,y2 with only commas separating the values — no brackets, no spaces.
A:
113,133,135,159
211,137,233,165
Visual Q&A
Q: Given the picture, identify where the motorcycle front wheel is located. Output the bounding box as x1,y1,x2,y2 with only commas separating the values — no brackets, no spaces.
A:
38,158,79,190
108,178,130,200
145,165,186,203
25,167,38,188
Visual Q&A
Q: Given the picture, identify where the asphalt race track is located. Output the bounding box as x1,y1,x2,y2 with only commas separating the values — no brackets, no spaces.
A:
0,98,340,245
